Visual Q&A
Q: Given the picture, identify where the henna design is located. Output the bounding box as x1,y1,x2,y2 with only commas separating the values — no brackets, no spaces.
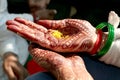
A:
28,43,93,80
6,17,97,53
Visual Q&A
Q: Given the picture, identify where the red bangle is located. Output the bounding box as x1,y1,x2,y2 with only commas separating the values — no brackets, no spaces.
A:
90,29,103,55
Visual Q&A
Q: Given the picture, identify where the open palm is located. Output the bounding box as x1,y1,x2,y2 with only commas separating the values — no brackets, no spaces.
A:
6,18,97,53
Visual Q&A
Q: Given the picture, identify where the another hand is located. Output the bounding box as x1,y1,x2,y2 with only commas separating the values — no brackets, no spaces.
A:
28,0,50,13
3,52,29,80
28,43,93,80
33,9,57,21
6,18,97,53
28,0,57,20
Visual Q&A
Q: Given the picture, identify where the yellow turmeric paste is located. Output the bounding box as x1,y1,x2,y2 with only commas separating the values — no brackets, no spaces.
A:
52,30,69,39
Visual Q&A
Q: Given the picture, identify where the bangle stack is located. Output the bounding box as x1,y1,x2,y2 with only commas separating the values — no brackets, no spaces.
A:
94,22,114,58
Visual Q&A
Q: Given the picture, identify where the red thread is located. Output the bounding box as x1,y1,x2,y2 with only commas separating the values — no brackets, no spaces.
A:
90,29,103,55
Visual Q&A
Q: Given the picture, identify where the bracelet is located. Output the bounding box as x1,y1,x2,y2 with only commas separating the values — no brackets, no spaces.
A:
90,29,103,55
94,22,114,58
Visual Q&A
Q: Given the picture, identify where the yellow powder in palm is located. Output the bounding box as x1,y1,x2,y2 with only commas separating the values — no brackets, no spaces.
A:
52,30,69,39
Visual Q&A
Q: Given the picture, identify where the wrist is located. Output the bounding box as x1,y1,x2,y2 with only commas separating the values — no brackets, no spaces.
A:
97,33,108,53
93,22,114,58
89,29,103,55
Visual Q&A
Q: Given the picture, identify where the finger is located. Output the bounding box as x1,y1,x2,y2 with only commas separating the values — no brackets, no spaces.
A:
37,19,66,29
65,19,96,35
3,65,17,80
70,55,93,80
6,19,51,46
6,18,60,52
6,18,47,35
67,55,90,77
15,17,48,32
37,19,96,33
65,54,86,70
12,63,28,80
48,9,57,16
6,17,47,33
28,43,67,70
69,55,85,66
6,20,36,35
45,9,57,20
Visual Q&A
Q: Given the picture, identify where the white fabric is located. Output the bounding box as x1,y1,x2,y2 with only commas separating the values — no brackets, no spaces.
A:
0,0,7,12
0,0,33,79
99,11,120,68
99,39,120,67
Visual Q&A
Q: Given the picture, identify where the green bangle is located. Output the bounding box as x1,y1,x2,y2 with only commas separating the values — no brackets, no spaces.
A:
95,22,114,58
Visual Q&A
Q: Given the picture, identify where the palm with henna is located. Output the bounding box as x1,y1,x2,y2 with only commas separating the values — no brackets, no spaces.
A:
6,18,98,53
28,43,93,80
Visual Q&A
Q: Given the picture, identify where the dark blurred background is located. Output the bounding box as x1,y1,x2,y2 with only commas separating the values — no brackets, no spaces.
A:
7,0,120,26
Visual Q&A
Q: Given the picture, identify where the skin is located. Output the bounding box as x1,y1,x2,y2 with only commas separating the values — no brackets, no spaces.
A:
6,18,97,80
6,18,98,53
28,43,93,80
2,1,56,79
34,9,57,20
3,52,29,80
28,0,57,20
5,11,120,80
28,0,50,13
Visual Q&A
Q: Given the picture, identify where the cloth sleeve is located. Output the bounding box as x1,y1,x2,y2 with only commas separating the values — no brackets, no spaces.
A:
99,39,120,67
0,0,8,12
0,35,18,57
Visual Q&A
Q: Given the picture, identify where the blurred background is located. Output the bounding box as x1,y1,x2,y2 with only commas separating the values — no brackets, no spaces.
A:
6,0,120,80
7,0,120,26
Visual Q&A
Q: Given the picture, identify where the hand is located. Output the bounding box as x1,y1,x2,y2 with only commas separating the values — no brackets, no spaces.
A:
6,18,97,53
3,52,29,80
28,0,50,13
28,43,93,80
33,9,57,21
28,0,56,20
